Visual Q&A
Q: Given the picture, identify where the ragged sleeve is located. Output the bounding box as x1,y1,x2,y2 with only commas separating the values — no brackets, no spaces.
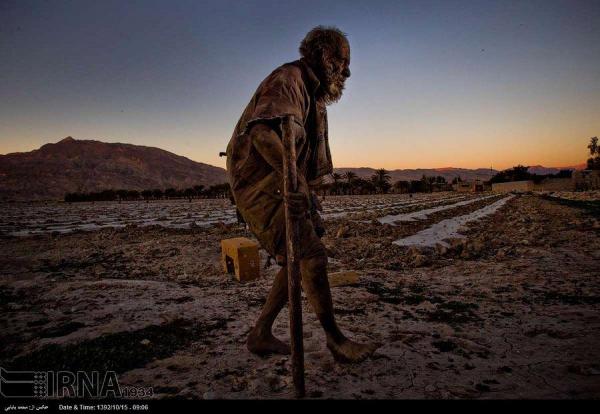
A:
242,65,310,137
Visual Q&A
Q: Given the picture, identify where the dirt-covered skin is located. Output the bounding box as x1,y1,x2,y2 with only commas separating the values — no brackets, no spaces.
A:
1,193,599,399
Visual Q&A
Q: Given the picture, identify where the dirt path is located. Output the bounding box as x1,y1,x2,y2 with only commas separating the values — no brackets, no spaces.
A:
1,194,599,399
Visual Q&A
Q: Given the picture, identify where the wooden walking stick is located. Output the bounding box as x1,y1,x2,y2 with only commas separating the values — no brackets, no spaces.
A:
281,114,306,398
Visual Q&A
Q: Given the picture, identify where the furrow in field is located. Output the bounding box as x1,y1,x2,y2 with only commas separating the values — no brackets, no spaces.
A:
0,200,238,236
393,195,515,247
378,194,497,225
321,194,468,219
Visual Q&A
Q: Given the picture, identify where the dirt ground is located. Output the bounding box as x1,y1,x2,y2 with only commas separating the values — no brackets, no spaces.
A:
1,193,599,399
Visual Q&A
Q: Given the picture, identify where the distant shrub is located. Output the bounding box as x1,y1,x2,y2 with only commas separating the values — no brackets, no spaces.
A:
63,183,231,202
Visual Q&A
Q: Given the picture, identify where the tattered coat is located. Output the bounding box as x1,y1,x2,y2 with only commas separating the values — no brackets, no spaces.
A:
226,59,332,254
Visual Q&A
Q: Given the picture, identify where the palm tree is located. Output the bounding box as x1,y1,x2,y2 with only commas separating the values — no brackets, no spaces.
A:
330,173,342,195
343,171,357,195
375,168,391,183
141,189,153,201
127,190,140,200
420,174,439,193
587,136,599,170
393,180,410,194
193,185,205,198
355,178,376,194
164,188,177,199
152,189,163,200
184,188,195,202
116,189,128,203
371,168,391,194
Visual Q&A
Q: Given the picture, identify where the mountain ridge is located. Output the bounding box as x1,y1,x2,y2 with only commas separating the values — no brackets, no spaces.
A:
0,137,585,200
0,137,227,200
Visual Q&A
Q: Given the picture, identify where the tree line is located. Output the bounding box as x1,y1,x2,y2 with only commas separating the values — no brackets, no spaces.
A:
63,165,578,203
64,134,597,203
64,184,231,202
314,169,454,195
489,165,573,185
64,170,458,203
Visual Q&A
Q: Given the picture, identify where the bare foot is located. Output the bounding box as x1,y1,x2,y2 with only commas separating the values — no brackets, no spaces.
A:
247,327,291,356
326,337,378,363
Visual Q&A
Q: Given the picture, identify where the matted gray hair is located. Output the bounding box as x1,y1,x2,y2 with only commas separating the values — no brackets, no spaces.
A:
299,26,348,64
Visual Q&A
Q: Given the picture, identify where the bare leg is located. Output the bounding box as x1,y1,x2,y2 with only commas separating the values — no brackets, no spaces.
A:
300,254,378,363
247,266,291,355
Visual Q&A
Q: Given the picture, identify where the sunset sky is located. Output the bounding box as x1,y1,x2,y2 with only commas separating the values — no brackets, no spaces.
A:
1,0,598,170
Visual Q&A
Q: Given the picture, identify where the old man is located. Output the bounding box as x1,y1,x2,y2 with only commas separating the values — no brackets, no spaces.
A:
226,26,376,362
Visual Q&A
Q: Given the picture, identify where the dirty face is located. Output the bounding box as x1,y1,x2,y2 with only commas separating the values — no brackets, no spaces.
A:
319,41,351,105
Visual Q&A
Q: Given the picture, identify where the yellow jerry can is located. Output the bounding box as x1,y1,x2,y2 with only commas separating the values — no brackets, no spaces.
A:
220,237,260,282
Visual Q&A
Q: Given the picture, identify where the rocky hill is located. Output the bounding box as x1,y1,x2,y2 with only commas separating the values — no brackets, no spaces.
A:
0,137,227,200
